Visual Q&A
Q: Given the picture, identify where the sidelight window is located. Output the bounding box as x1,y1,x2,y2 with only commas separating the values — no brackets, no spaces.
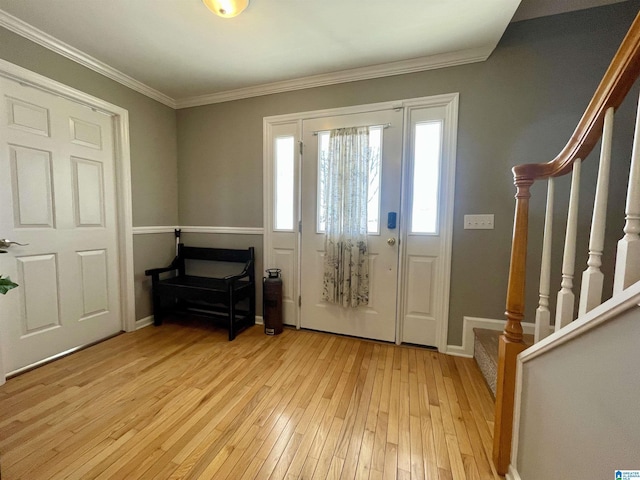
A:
274,135,295,230
410,121,442,234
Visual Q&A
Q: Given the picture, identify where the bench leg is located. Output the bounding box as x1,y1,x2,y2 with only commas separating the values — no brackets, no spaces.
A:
228,290,236,341
249,282,256,326
152,287,163,326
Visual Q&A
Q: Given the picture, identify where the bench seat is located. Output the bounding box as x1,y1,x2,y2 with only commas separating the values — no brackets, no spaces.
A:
145,245,256,340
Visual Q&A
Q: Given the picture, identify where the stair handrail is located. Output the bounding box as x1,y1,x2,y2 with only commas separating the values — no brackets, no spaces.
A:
515,17,640,182
493,11,640,475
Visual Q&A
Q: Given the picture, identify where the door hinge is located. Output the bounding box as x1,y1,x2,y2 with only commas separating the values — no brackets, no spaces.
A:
298,295,301,307
299,141,303,155
298,220,302,233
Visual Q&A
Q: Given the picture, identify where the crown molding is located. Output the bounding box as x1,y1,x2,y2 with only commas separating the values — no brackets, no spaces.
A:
175,47,492,109
0,7,494,110
0,9,176,108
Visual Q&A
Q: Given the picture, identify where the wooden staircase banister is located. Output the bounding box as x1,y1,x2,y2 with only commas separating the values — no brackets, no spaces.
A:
514,13,640,183
493,11,640,476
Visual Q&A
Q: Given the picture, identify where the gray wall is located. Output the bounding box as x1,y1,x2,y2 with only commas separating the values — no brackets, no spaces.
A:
133,233,177,320
2,1,638,331
516,301,640,478
0,27,179,320
176,1,640,345
179,233,264,314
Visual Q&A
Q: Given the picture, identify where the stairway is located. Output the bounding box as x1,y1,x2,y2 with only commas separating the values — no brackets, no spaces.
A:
473,328,534,398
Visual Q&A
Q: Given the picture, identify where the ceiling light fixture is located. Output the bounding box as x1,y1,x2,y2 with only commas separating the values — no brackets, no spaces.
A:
202,0,249,18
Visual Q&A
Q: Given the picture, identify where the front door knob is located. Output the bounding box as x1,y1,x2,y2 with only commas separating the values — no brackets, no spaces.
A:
387,237,396,246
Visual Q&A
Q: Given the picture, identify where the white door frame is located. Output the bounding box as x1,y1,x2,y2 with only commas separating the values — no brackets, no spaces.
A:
397,94,459,350
262,119,302,328
0,59,135,382
263,94,458,351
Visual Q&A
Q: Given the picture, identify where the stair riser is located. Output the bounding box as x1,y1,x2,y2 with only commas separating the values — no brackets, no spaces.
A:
474,335,497,398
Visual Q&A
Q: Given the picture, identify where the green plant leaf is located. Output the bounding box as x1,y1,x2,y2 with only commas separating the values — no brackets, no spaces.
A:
0,275,19,295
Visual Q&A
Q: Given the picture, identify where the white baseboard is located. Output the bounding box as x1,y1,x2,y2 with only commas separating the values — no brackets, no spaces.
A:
506,464,522,480
136,315,154,330
253,317,295,327
445,344,473,358
446,316,539,358
137,315,263,329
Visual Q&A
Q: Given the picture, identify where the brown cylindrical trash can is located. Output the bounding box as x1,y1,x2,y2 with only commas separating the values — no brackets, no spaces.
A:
263,269,283,335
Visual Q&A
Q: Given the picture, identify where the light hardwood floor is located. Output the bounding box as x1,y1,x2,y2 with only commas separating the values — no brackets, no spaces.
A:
0,318,503,480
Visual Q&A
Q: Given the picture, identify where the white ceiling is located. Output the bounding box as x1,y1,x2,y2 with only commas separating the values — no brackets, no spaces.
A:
0,0,628,108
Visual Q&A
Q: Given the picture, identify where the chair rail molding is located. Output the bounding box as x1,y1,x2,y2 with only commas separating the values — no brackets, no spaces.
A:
132,226,264,235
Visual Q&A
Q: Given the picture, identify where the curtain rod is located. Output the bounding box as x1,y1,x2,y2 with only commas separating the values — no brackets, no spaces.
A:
312,123,392,136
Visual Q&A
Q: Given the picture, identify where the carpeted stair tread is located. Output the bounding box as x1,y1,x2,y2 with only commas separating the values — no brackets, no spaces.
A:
473,328,534,398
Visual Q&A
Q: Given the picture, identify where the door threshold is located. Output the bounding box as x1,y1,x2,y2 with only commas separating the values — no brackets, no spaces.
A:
400,341,438,351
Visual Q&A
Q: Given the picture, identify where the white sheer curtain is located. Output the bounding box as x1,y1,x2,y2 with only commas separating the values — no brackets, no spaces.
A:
321,126,370,307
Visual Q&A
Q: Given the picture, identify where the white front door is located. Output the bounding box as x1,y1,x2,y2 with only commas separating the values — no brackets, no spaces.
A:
0,76,122,373
399,102,457,347
265,94,458,349
300,110,403,342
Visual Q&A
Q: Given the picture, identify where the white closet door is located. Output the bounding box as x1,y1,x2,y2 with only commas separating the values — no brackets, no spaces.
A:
0,77,121,373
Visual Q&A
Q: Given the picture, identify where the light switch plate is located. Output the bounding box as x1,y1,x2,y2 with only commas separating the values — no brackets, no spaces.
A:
464,214,494,229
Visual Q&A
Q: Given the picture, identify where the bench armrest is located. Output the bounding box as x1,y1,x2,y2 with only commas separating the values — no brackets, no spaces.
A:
223,260,253,283
145,257,179,277
223,272,248,283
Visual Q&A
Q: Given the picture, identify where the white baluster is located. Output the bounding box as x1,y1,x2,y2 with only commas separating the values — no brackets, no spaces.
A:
579,107,614,315
535,178,554,342
555,159,581,331
614,92,640,293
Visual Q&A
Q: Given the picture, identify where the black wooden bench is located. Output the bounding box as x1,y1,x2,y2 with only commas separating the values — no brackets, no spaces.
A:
145,244,256,340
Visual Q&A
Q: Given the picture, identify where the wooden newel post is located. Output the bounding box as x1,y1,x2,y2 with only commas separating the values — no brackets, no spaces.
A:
493,175,532,475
